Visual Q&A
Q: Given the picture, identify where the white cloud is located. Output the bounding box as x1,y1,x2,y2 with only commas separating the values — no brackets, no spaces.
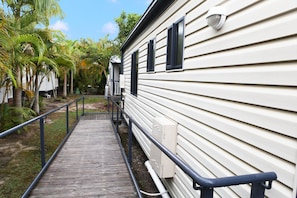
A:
102,22,118,35
109,0,118,3
49,20,69,32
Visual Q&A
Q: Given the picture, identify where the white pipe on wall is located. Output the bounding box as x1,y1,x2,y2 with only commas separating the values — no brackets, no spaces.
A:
144,160,170,198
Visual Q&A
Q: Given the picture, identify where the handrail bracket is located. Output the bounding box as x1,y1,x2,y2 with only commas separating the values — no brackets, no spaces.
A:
193,181,214,198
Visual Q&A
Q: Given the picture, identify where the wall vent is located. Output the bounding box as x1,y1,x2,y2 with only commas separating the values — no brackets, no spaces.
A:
150,117,177,178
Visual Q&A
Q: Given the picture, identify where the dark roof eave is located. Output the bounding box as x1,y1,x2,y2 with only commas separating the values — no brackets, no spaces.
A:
121,0,174,52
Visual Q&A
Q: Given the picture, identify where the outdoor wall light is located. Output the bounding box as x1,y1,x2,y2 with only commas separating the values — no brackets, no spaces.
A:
206,6,227,30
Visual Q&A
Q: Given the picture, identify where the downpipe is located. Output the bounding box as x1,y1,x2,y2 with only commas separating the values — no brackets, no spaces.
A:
144,160,170,198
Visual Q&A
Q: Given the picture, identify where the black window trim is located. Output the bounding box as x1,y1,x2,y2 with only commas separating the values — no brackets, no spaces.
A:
166,17,184,70
147,38,155,72
130,50,138,96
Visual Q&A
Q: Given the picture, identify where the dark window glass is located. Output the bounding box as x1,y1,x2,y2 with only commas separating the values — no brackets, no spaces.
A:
147,39,155,72
131,51,138,96
166,27,172,68
166,19,184,70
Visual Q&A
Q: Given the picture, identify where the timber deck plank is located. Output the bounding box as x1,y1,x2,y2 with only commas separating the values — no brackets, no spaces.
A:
30,119,136,198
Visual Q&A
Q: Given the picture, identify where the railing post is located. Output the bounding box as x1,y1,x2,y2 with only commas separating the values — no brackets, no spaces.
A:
200,187,214,198
108,96,110,113
66,105,69,134
251,182,266,198
111,101,114,121
76,99,78,121
128,119,133,165
82,96,85,116
116,102,119,133
39,117,46,167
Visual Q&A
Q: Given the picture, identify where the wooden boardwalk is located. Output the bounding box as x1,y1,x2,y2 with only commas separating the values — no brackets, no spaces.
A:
30,118,136,198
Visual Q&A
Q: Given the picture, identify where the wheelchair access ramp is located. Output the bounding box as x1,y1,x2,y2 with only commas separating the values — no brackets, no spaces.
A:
29,119,136,198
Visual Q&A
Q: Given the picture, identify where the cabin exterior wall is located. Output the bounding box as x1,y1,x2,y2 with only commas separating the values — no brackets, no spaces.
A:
0,86,13,104
39,71,58,92
0,71,58,104
107,56,121,96
121,0,297,197
108,63,121,96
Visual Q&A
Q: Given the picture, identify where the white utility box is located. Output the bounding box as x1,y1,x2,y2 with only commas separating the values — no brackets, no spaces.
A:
150,117,177,178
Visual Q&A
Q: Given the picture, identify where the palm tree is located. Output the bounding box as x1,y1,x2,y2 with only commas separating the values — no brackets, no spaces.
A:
57,56,75,99
53,40,75,98
0,11,42,126
32,0,64,26
0,9,16,123
29,28,61,114
63,40,79,95
0,9,15,87
1,0,64,109
11,34,48,115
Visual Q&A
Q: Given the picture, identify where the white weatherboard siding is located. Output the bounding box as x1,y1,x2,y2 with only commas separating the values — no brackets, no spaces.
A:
39,72,58,92
122,0,297,197
0,86,13,104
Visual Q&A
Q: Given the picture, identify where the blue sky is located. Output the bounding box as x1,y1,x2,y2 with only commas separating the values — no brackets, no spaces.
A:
50,0,151,41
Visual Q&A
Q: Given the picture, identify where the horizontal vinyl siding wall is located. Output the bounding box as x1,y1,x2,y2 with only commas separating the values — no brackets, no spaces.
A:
123,0,297,197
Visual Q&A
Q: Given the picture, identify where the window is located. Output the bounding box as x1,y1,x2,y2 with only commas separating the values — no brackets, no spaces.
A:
147,39,155,72
131,51,138,96
166,18,184,70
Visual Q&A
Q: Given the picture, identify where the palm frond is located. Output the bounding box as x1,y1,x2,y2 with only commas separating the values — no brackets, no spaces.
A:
14,33,46,63
31,56,60,76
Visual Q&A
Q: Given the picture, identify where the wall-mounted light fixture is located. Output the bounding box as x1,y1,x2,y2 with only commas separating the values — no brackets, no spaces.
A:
206,6,227,30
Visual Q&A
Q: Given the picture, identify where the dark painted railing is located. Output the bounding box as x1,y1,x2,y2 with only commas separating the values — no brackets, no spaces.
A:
109,97,277,198
0,96,85,198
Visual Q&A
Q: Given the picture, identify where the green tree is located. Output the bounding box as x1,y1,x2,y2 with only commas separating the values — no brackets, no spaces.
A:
115,11,141,46
76,37,117,94
29,28,61,114
54,39,75,99
0,8,15,88
0,31,42,127
1,0,64,110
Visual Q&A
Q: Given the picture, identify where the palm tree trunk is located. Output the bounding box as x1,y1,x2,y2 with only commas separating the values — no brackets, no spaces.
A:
62,71,67,98
12,66,23,123
52,75,57,99
13,66,22,108
33,73,40,114
70,69,73,95
1,81,10,109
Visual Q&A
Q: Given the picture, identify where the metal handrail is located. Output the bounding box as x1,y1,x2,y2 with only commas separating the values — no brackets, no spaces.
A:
0,97,84,138
0,96,85,198
110,97,277,198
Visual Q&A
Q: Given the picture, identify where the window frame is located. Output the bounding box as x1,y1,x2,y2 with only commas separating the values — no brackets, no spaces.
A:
130,50,138,96
147,39,155,72
166,18,185,70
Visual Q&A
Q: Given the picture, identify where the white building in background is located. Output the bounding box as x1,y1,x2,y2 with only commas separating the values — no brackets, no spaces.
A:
0,71,58,104
38,71,59,95
106,55,122,97
120,0,297,197
0,85,13,104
